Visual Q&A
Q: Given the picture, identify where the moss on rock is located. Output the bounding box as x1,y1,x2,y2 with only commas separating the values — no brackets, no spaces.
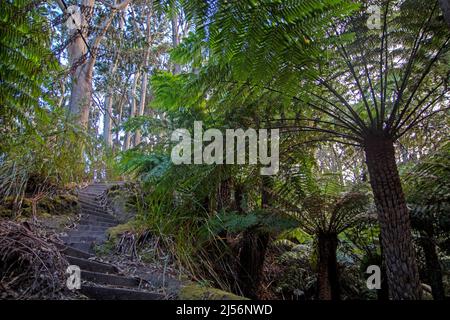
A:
179,283,248,300
107,221,137,240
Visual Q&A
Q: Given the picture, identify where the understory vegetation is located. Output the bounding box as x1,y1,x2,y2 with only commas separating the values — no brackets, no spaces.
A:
0,0,449,300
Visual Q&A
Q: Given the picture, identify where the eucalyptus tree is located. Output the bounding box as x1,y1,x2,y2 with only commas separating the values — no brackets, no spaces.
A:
55,0,131,128
177,0,449,299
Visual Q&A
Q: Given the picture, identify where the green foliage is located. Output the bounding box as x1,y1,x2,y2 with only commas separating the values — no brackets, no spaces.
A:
182,0,358,84
204,209,298,237
106,0,448,299
0,1,100,205
404,142,450,234
0,106,99,200
118,150,171,185
0,0,58,131
206,211,259,235
271,161,372,236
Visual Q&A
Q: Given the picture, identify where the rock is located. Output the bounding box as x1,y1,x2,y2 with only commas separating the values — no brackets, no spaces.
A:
179,283,248,300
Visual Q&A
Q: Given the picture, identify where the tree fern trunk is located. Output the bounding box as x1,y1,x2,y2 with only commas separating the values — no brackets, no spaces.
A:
364,137,421,299
237,229,269,299
378,234,390,300
236,177,272,299
420,233,445,300
317,232,339,300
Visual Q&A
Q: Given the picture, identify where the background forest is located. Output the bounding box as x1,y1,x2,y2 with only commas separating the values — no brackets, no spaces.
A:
0,0,449,300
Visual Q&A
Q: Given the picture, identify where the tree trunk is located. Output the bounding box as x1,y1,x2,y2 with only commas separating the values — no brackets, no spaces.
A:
364,137,421,299
103,93,113,146
317,232,340,300
439,0,450,29
103,55,119,147
66,0,95,128
420,233,445,300
69,64,92,128
134,6,152,146
114,96,124,151
236,177,272,299
171,14,181,74
133,69,148,146
378,234,390,300
63,0,130,128
124,70,140,150
237,229,269,299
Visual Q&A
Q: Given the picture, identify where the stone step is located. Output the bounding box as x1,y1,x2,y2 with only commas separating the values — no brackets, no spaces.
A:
66,242,94,253
78,221,117,228
80,207,111,217
78,194,101,204
80,186,109,191
83,183,112,188
77,192,101,199
80,285,164,300
78,198,104,205
78,197,104,209
60,245,94,259
71,224,108,232
80,209,114,220
82,186,110,191
62,235,106,244
79,219,117,228
80,213,114,223
66,255,118,274
78,190,107,196
78,200,105,208
78,192,104,198
74,225,110,232
67,230,106,238
80,215,117,225
81,270,141,288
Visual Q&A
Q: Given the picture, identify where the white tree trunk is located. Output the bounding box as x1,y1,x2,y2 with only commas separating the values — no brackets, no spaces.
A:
61,0,131,129
134,7,152,146
67,0,95,128
103,4,124,147
124,70,140,150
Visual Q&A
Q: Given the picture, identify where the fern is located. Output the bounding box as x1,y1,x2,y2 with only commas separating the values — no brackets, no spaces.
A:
0,0,58,131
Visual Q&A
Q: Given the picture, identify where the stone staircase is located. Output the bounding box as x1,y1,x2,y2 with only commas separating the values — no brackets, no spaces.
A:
59,183,165,300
